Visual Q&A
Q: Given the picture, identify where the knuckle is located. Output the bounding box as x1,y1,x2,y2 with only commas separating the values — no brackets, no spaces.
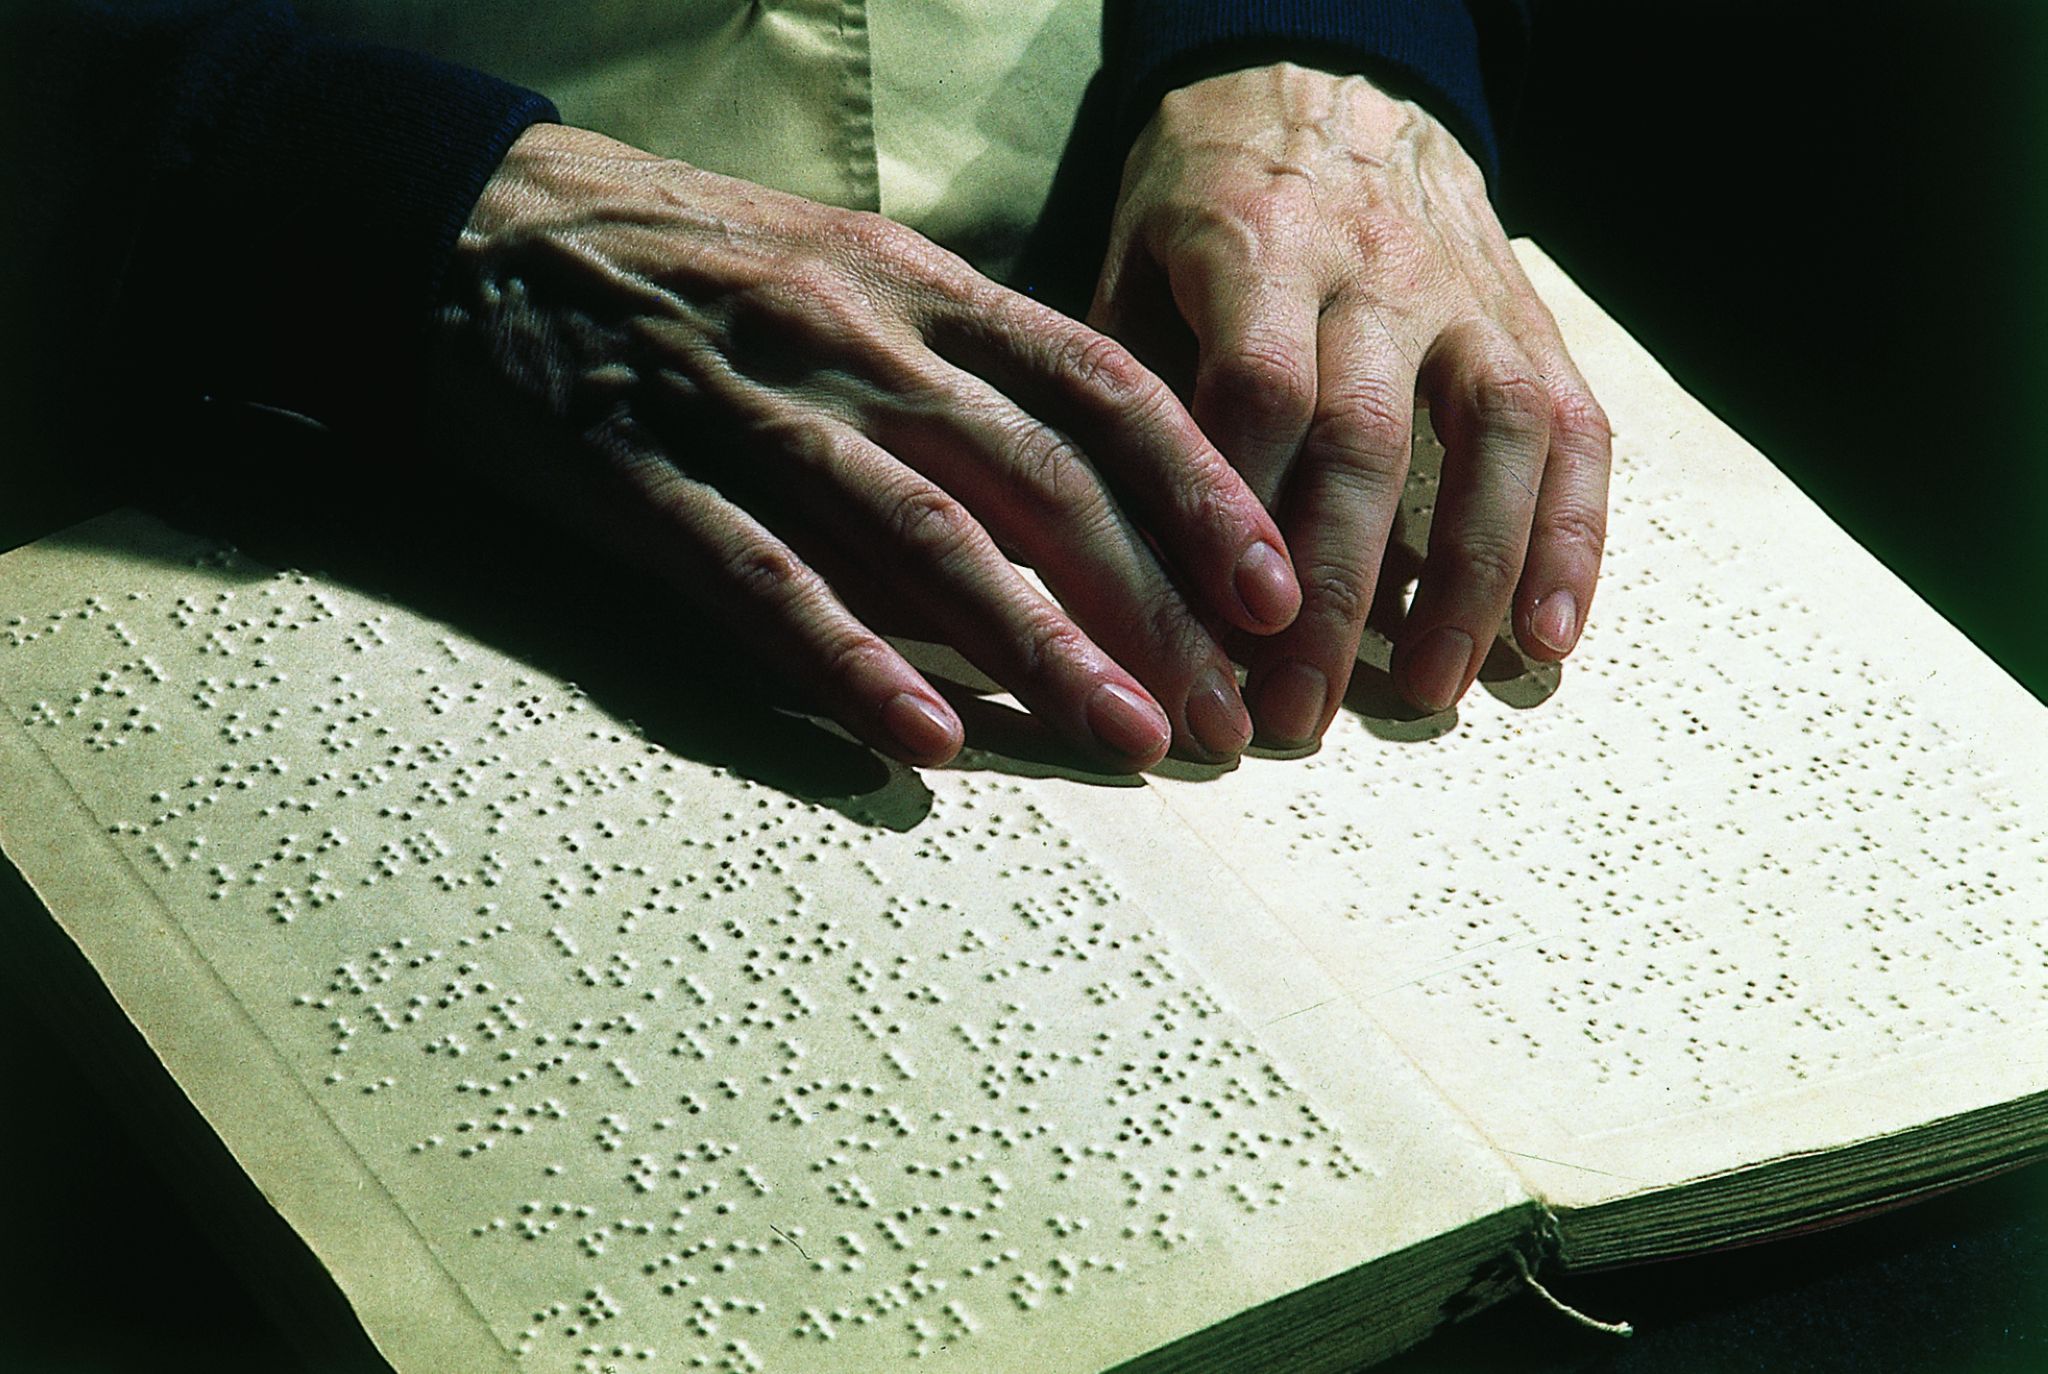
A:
1309,385,1411,488
886,486,982,566
1316,377,1408,443
1544,499,1608,556
1433,522,1531,597
1344,211,1426,270
1203,340,1315,431
1175,202,1263,260
1125,581,1211,668
1441,527,1524,596
1002,421,1106,524
1470,366,1551,438
1300,562,1372,630
829,207,917,261
1171,475,1232,541
724,542,810,603
819,631,890,691
1013,612,1090,684
1550,385,1612,452
1050,326,1148,404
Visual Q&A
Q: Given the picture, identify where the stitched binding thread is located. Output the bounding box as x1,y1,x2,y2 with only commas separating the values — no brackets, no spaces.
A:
1510,1250,1634,1337
1511,1211,1635,1338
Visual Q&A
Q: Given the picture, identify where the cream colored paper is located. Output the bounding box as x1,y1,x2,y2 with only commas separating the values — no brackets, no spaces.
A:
1109,243,2048,1228
0,536,1521,1371
5,242,2046,1372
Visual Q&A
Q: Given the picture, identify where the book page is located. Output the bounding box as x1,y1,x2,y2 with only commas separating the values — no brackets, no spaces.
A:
0,513,1526,1374
1107,243,2048,1225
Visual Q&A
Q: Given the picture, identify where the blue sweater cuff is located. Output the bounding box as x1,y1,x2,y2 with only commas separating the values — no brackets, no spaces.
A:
126,3,557,436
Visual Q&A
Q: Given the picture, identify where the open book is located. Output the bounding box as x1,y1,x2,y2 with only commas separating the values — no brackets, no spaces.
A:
2,245,2043,1373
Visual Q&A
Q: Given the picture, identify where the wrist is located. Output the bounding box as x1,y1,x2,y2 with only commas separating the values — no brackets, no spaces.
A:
465,124,655,235
1137,62,1426,177
1108,1,1504,187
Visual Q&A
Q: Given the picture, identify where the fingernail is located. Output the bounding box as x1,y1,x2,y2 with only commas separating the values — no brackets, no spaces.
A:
1087,682,1170,760
1254,659,1328,746
1531,589,1580,654
1405,626,1474,713
1234,541,1300,629
1185,664,1253,758
881,692,958,761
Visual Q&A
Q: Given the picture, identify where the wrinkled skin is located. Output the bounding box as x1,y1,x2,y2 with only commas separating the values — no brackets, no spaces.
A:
433,61,1608,768
432,124,1302,771
1093,64,1611,743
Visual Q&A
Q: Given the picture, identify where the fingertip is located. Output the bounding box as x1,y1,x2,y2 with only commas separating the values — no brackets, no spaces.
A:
1396,625,1477,715
1233,539,1301,631
1249,658,1330,748
1086,681,1172,768
879,691,963,766
1183,663,1252,760
1524,587,1582,660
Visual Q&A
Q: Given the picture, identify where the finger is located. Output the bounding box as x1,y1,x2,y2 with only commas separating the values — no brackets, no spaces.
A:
1510,340,1611,661
1164,233,1321,507
595,420,967,767
1086,239,1198,398
926,290,1301,639
1398,318,1550,713
867,363,1253,761
634,312,1200,767
1243,302,1418,745
724,411,1183,770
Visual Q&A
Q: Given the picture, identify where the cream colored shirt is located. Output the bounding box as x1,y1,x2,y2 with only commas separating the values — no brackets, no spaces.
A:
298,0,1101,279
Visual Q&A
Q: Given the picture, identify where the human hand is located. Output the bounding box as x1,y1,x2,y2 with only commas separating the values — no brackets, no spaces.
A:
1090,64,1610,744
430,125,1302,770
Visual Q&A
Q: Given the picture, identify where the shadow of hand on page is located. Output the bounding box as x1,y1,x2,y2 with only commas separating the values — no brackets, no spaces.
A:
112,406,1213,817
887,640,1153,788
109,405,934,831
107,403,1563,810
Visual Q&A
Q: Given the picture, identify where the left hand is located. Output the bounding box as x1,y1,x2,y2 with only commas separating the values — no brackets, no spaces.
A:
1090,63,1611,744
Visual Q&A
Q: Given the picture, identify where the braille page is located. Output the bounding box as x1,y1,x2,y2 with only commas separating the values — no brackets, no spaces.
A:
1107,242,2048,1229
0,514,1527,1374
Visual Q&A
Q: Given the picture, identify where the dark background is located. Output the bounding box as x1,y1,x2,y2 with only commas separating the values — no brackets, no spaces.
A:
2,2,2044,1371
1495,1,2048,707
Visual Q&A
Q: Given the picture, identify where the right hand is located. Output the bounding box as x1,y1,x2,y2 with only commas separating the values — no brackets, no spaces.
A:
429,124,1300,770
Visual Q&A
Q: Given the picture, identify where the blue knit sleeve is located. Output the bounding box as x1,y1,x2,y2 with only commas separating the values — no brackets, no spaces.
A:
24,2,557,437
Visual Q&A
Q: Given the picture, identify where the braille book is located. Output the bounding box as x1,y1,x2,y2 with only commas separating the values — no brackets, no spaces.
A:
2,246,2043,1373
